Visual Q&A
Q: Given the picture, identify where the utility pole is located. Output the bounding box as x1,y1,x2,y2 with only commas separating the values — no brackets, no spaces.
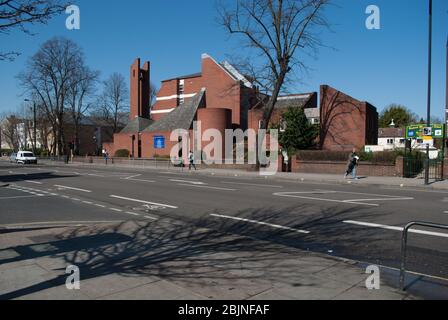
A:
24,99,37,154
424,0,433,185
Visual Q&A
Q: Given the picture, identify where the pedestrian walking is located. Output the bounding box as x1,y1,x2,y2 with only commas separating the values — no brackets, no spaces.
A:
104,150,109,165
344,148,360,180
188,151,197,171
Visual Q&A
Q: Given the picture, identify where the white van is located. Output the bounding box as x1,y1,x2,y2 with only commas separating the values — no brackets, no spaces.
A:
16,151,38,164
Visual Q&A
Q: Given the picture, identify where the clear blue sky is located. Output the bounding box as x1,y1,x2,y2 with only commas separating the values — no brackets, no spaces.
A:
1,0,447,120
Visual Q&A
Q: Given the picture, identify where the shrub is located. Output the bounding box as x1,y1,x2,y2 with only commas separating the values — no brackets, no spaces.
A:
153,154,171,160
297,149,424,165
115,149,130,157
1,149,13,156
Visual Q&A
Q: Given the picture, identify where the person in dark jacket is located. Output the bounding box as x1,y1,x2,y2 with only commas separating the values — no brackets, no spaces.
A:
345,148,360,180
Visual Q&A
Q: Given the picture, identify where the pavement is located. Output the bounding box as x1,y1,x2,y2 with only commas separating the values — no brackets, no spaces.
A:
1,159,448,300
38,157,448,190
0,219,415,300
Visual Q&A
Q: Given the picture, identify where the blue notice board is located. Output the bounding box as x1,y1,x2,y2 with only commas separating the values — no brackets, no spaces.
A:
154,136,165,149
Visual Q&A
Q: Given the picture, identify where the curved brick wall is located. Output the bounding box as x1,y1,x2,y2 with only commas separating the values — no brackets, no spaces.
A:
197,108,232,160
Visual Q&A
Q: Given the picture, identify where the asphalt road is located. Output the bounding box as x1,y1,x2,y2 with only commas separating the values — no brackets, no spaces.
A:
1,160,448,282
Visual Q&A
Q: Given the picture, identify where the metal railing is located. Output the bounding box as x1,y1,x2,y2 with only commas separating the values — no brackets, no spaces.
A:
399,221,448,291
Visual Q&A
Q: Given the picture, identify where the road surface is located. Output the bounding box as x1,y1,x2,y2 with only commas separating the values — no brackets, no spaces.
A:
1,160,447,284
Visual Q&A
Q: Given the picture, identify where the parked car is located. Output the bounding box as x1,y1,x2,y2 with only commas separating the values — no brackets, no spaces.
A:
9,152,17,163
16,151,37,164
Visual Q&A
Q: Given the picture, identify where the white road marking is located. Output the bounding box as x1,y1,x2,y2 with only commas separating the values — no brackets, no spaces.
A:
82,201,93,205
170,179,205,185
110,195,178,209
54,185,92,193
125,211,140,216
110,208,123,212
343,197,414,204
444,211,448,214
144,215,158,220
88,174,105,177
221,181,283,188
95,204,106,208
273,192,379,207
122,174,142,180
210,214,310,234
177,184,236,191
344,220,448,238
273,190,414,207
71,198,81,201
121,175,156,183
0,195,46,200
25,180,43,185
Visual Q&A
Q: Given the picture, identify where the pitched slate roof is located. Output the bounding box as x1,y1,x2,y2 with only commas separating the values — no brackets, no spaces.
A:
274,93,315,109
143,88,206,133
120,117,153,134
251,93,316,111
378,128,405,138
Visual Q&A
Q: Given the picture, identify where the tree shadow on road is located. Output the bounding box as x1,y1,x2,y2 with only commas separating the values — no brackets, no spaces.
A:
0,172,75,184
0,204,429,299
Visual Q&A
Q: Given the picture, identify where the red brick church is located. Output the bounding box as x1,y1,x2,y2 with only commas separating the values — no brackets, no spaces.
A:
104,54,378,159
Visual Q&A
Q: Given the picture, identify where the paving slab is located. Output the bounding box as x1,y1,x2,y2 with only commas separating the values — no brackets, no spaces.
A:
0,219,416,300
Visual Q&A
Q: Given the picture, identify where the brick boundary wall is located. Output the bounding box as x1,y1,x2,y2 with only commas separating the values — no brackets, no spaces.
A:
66,156,447,179
444,158,448,179
291,156,401,177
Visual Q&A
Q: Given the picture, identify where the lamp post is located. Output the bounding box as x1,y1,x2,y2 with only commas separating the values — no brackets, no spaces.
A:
24,99,37,154
424,0,433,185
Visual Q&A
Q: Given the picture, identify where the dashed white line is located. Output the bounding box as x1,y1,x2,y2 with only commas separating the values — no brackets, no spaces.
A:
125,211,140,216
110,208,123,212
177,184,236,191
71,198,81,202
25,180,43,185
82,201,93,205
343,220,448,238
210,214,310,234
0,195,44,200
221,181,283,188
54,185,92,193
95,204,106,208
170,179,205,185
273,192,379,207
110,195,178,209
143,215,158,220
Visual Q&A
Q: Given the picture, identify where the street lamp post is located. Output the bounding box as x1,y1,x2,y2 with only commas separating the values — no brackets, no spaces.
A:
424,0,433,185
24,99,37,154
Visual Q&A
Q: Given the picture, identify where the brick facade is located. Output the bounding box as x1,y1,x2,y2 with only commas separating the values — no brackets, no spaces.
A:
106,56,379,161
320,85,378,151
130,58,150,120
291,156,401,177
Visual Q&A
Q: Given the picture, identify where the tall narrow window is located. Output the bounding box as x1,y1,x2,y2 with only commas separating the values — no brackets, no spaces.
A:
178,79,185,105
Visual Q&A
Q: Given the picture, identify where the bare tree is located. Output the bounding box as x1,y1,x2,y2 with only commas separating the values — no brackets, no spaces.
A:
1,113,21,151
18,36,86,156
0,0,68,61
97,73,129,133
67,66,100,154
218,0,330,130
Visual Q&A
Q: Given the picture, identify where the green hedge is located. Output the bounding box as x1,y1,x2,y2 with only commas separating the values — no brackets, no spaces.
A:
297,149,425,165
1,149,13,156
115,149,130,157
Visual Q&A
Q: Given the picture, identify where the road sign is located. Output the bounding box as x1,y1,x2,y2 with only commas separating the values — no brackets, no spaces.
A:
406,124,446,139
154,136,165,149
